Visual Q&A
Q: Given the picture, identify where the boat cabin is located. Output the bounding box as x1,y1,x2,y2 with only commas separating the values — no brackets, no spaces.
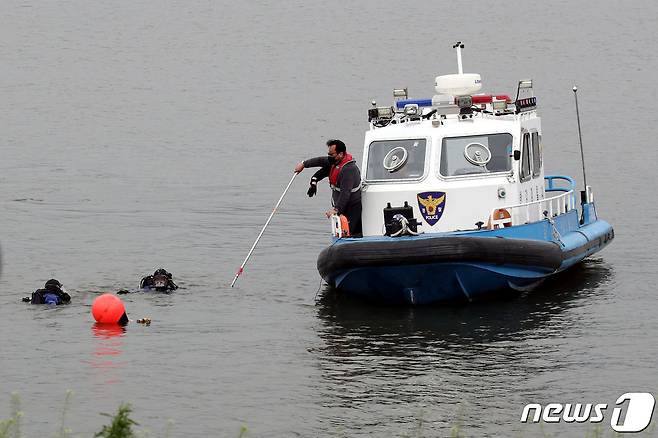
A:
360,75,551,237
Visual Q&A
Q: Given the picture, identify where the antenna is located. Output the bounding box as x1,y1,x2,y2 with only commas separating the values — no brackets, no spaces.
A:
453,41,464,74
572,86,588,195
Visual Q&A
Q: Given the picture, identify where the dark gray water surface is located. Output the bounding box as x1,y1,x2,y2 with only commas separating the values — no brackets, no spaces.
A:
1,1,657,436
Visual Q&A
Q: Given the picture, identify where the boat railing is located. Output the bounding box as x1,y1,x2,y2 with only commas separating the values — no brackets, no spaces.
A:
545,175,576,192
544,174,578,208
487,176,577,228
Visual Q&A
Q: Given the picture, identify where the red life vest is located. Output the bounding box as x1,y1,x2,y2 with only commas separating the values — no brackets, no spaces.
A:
329,153,354,188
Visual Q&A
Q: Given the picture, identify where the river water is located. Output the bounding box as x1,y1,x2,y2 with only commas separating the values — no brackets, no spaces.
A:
1,0,657,436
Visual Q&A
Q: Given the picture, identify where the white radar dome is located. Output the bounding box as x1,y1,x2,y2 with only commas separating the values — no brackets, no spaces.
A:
435,73,482,96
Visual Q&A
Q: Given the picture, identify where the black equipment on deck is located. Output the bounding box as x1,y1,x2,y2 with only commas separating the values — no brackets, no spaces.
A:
383,202,420,236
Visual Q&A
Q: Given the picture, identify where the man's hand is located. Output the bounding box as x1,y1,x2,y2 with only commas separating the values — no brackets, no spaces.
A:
325,207,338,218
294,162,305,173
307,177,318,197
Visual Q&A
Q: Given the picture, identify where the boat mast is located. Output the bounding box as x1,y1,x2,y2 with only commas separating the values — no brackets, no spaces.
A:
453,41,465,74
572,86,588,195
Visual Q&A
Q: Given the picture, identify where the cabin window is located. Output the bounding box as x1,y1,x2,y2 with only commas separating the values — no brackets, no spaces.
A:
520,133,532,181
365,139,427,182
531,132,542,177
439,133,513,177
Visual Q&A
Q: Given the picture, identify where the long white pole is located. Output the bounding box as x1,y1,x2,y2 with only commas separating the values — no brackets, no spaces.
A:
230,172,299,287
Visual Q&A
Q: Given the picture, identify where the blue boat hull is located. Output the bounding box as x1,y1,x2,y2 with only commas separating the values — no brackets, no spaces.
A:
317,205,614,305
330,262,552,304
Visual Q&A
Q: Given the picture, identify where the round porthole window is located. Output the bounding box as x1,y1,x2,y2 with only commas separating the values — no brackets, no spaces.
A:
383,147,408,172
464,142,491,166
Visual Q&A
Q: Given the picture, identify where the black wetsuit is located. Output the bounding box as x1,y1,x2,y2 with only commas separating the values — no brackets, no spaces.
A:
140,274,178,291
303,156,362,236
30,286,71,305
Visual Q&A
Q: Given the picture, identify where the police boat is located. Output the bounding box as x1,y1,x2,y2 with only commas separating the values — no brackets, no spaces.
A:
317,43,614,304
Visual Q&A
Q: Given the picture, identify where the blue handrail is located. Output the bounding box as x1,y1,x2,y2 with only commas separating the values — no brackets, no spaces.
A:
544,175,576,192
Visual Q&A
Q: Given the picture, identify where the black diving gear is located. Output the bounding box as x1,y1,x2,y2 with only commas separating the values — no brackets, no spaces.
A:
140,268,178,292
29,279,71,305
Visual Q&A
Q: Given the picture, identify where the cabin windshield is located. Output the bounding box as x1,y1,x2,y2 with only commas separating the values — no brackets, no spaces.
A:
366,139,427,182
440,133,513,177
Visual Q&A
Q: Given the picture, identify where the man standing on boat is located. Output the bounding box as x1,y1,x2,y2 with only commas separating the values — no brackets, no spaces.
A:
294,139,362,236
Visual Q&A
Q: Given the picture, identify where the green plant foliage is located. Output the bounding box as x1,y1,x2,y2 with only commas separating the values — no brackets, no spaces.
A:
163,419,174,438
0,393,24,438
2,393,655,438
53,390,73,438
95,403,139,438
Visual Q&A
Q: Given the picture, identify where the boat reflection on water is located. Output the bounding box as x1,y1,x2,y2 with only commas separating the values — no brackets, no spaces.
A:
311,260,614,434
316,259,614,351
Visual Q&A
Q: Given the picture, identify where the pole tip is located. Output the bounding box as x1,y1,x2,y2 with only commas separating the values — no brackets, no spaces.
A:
572,86,578,92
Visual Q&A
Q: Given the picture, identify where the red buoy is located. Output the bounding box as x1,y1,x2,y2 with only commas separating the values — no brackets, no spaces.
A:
92,294,127,324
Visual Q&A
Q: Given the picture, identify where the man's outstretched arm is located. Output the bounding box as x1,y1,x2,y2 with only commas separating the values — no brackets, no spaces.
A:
294,156,331,174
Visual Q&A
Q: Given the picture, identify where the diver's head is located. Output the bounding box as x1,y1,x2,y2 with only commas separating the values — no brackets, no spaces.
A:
44,279,63,293
153,268,173,278
152,269,171,291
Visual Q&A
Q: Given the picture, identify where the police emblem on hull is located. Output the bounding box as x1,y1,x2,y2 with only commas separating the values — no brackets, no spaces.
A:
417,192,446,226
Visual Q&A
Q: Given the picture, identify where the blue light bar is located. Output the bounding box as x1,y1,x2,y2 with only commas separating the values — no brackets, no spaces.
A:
395,99,433,110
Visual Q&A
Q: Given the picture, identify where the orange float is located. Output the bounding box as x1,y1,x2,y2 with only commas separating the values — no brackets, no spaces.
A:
91,294,127,324
487,208,512,230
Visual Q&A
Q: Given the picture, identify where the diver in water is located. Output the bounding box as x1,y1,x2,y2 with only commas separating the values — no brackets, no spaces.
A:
24,279,71,305
139,268,178,292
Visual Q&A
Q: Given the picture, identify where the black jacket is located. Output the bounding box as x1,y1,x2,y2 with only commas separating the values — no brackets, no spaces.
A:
31,286,71,305
303,156,361,215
